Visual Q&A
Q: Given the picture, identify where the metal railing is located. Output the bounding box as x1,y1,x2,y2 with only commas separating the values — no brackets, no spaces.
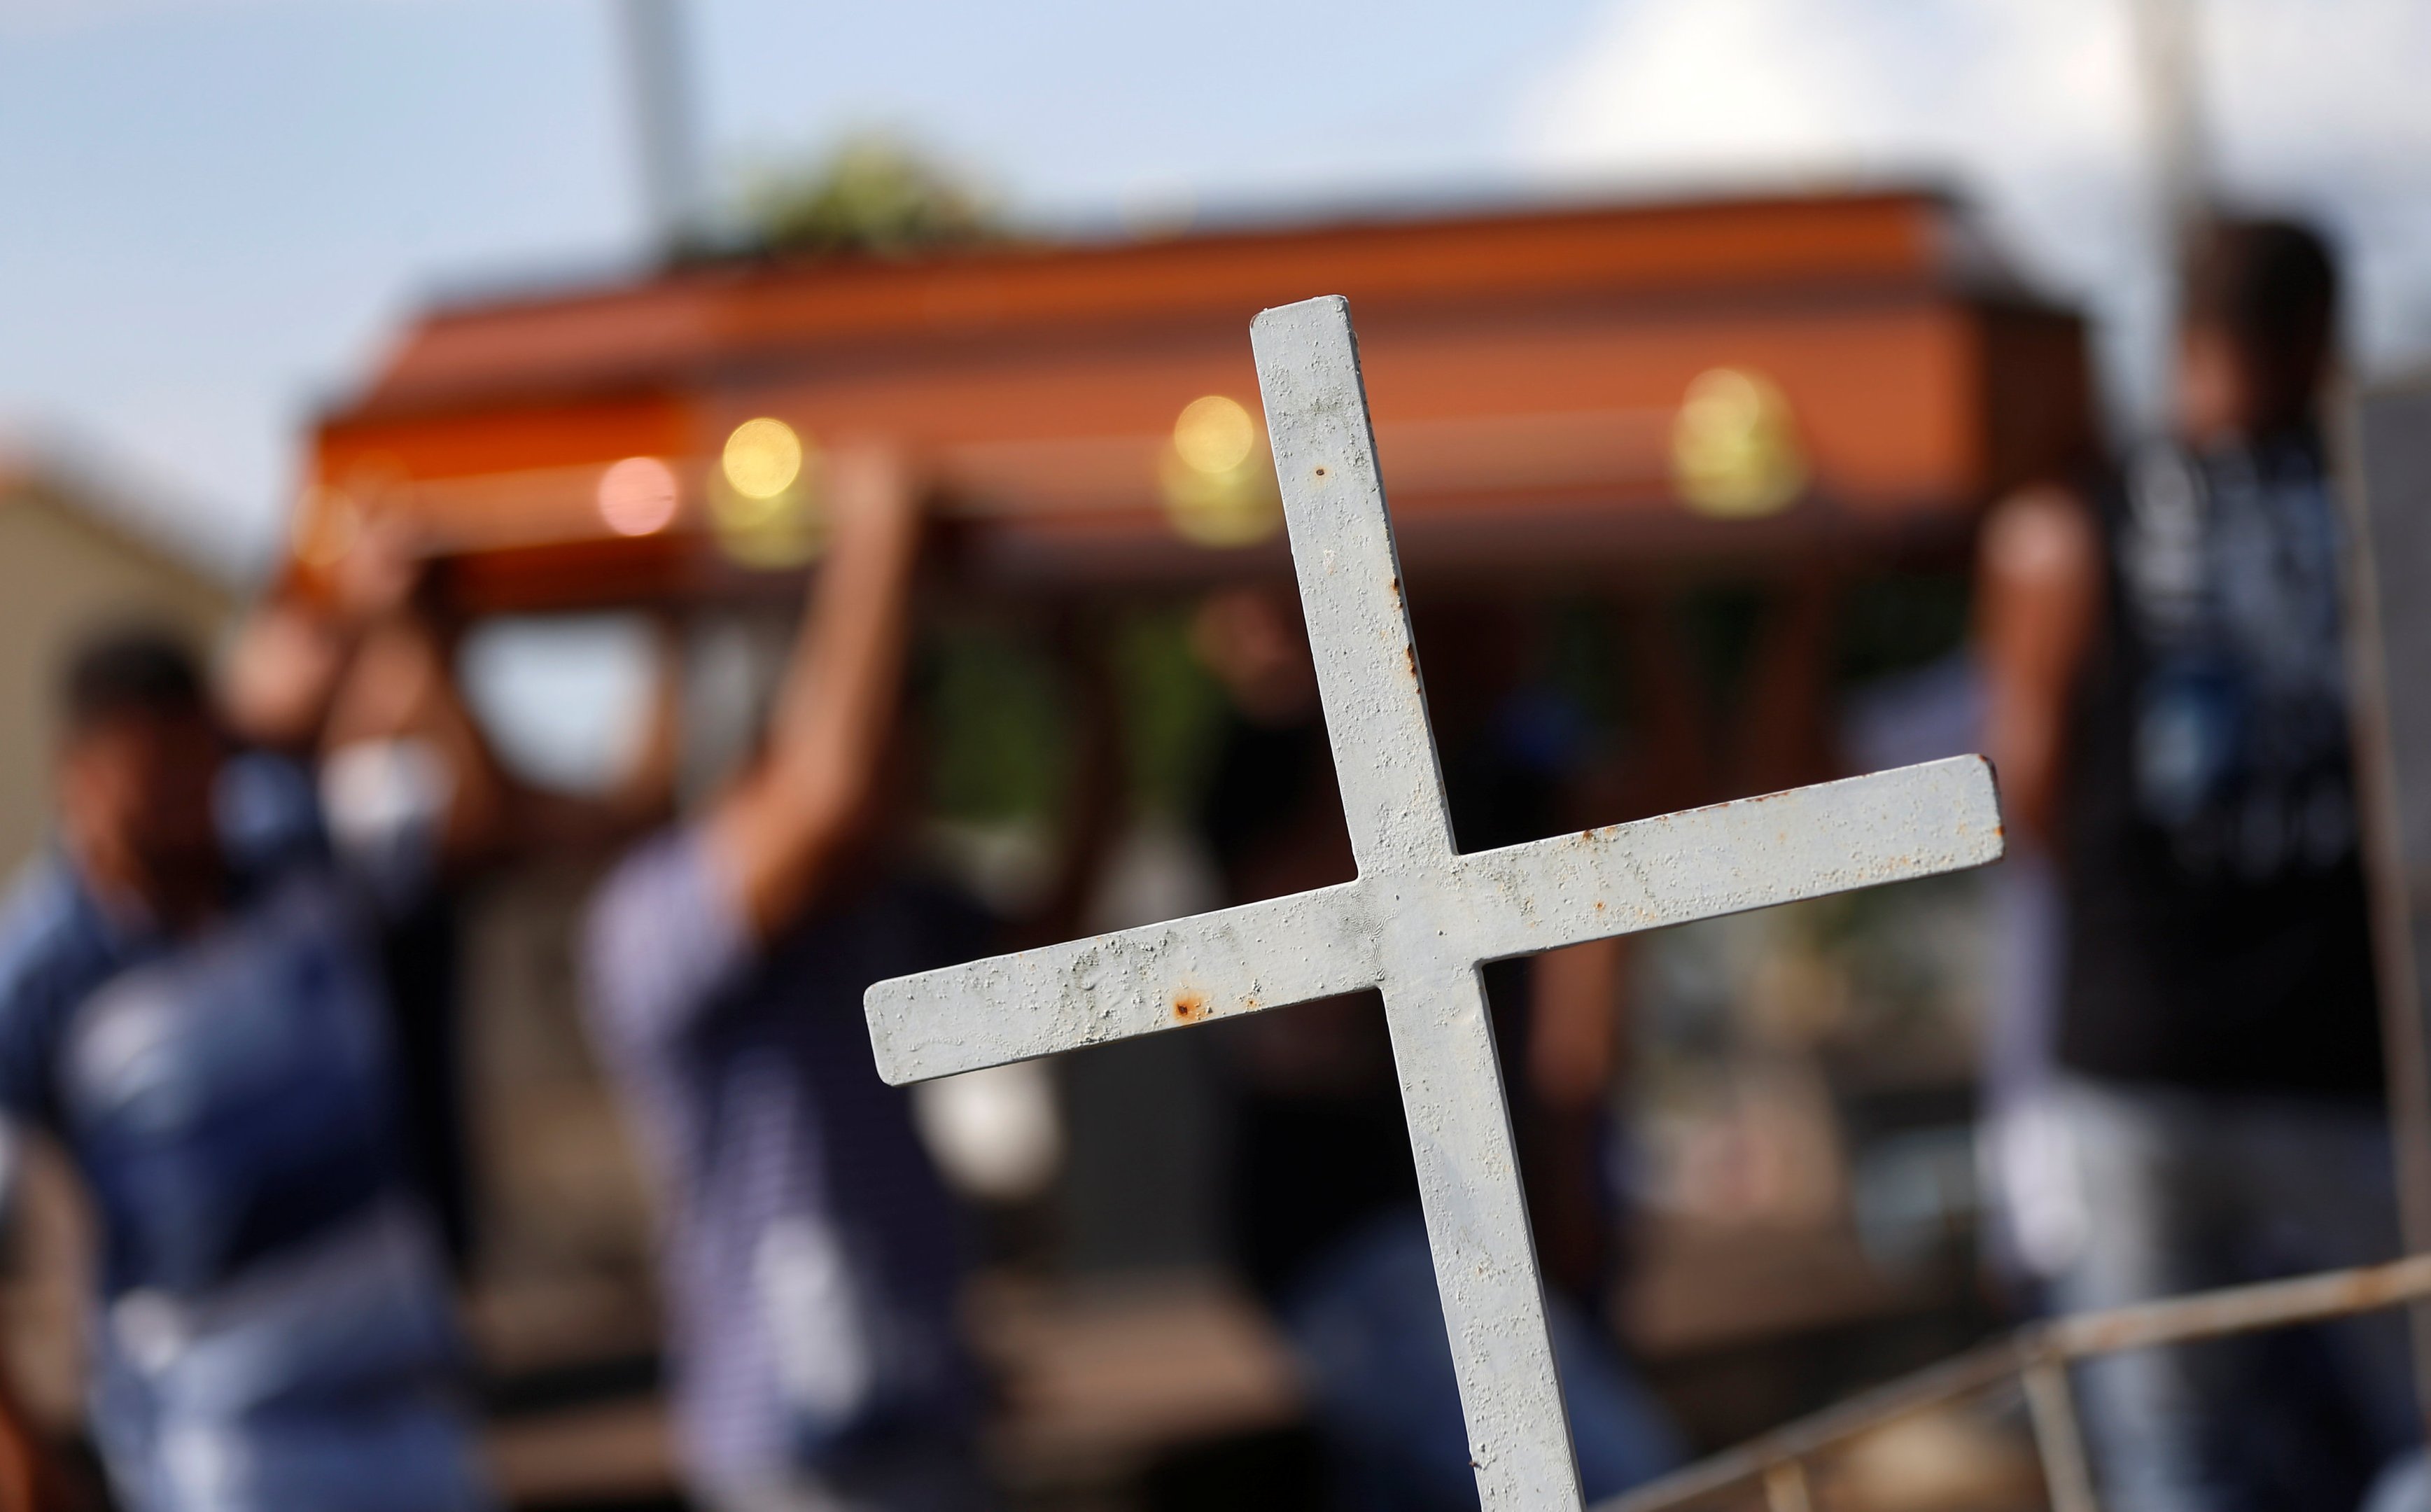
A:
1599,1253,2431,1512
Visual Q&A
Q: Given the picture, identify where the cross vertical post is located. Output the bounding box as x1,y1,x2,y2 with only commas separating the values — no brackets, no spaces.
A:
1253,297,1581,1508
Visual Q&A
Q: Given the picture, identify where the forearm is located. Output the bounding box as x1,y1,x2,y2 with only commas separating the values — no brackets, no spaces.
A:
220,594,356,754
1978,486,2102,846
711,445,925,934
227,517,428,752
419,653,509,866
611,620,683,826
769,475,922,820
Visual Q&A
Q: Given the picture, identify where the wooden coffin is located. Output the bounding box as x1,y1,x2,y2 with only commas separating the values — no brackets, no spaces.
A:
302,189,2092,613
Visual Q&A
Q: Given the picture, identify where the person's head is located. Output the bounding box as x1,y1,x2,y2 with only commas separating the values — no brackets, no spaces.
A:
2176,216,2341,444
55,626,226,918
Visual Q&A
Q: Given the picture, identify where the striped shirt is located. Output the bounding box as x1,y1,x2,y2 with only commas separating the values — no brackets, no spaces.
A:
581,827,983,1488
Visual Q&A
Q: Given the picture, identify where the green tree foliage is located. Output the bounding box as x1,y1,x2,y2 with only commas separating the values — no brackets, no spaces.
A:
921,624,1070,826
743,136,998,258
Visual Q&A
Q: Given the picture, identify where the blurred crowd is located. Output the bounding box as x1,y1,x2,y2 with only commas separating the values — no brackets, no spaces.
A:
0,209,2418,1512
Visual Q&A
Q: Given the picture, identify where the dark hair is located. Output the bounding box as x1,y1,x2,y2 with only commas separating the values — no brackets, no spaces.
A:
61,624,208,734
2182,216,2341,428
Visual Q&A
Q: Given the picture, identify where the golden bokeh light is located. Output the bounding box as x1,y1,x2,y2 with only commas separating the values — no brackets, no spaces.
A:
1670,368,1808,519
1171,395,1258,475
1160,394,1280,547
1160,457,1280,547
710,422,824,569
596,456,680,537
722,417,805,500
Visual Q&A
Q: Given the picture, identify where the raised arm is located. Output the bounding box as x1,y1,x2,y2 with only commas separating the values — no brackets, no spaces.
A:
702,444,927,939
223,510,429,757
223,510,509,863
220,596,356,760
1978,484,2103,847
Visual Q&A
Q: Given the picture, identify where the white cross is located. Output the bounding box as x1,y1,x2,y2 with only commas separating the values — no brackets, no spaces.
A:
865,295,2005,1511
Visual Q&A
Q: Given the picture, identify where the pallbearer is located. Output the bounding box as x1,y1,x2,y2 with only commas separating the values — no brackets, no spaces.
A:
582,448,995,1512
0,575,500,1510
1981,218,2415,1512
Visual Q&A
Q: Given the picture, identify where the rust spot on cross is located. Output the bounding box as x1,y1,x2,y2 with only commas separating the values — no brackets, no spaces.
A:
1172,990,1207,1022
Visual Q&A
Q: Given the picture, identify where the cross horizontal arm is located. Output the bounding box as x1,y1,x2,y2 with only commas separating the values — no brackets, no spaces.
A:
869,757,2002,1085
1451,755,2005,964
867,882,1377,1084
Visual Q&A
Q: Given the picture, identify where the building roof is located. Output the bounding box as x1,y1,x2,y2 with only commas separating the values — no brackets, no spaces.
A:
0,430,251,589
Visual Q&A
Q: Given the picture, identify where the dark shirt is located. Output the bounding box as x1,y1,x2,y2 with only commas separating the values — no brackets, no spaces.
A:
1202,709,1558,1296
2058,433,2382,1096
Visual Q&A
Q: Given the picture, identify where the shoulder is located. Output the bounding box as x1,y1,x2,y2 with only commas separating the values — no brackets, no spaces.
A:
581,824,754,1048
0,858,111,1004
0,858,122,1113
1982,479,2107,594
1987,477,2103,550
587,826,717,950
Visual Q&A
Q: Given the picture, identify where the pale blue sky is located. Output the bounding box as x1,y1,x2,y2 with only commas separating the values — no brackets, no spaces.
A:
0,0,1604,568
4,0,2424,575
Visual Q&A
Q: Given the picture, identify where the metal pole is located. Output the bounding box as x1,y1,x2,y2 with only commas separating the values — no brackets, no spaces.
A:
1598,1253,2431,1512
2127,0,2208,240
1599,1342,2027,1512
2023,1359,2099,1512
614,0,703,253
2127,0,2210,408
2038,1254,2431,1358
2330,381,2431,1441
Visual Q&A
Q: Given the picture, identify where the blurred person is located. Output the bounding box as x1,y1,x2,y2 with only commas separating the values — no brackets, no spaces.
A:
582,449,992,1512
227,522,503,1283
0,606,499,1510
230,530,680,1281
1981,217,2414,1512
1192,584,1680,1512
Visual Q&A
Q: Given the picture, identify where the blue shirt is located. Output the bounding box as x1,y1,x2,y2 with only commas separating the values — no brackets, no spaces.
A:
0,753,488,1511
582,827,985,1488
